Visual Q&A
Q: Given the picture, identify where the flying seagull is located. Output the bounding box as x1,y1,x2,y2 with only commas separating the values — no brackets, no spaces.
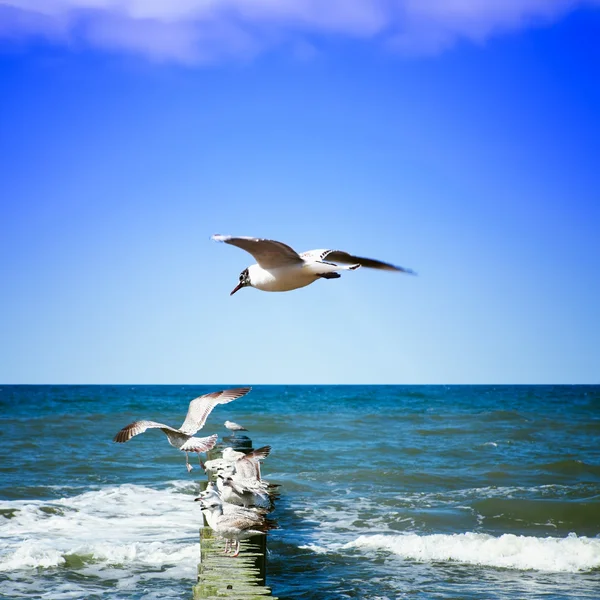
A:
211,234,415,294
113,387,251,472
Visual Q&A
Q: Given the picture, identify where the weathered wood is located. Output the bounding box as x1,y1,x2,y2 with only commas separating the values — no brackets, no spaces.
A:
193,527,276,599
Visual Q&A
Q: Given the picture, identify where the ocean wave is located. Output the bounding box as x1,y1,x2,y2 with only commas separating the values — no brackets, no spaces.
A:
289,483,600,545
0,482,201,574
345,532,600,572
539,459,600,477
297,543,332,554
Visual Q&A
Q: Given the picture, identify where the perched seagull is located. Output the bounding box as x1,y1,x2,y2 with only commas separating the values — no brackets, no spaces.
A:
113,387,251,472
222,445,271,480
204,457,231,474
197,499,271,557
195,482,226,506
217,473,272,510
195,484,268,517
224,420,248,434
211,234,416,295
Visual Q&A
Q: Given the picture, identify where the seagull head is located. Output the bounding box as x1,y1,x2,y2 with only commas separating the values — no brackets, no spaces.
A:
219,475,234,487
230,268,251,296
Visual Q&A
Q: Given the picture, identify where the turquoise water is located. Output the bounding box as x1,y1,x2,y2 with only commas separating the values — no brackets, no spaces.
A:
1,385,599,599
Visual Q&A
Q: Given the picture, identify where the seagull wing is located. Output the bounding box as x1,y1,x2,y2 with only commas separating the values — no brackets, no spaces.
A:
243,445,271,480
180,433,218,453
179,387,252,435
212,235,303,269
113,420,180,443
227,477,269,498
221,512,267,534
246,445,271,461
321,250,416,274
299,249,336,263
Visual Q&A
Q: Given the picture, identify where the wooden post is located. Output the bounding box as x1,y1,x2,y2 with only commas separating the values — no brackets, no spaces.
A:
193,435,276,599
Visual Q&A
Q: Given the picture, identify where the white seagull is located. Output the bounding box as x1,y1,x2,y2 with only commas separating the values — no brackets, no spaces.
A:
222,445,271,480
113,387,251,472
197,498,271,557
211,234,416,295
195,484,268,517
224,420,248,434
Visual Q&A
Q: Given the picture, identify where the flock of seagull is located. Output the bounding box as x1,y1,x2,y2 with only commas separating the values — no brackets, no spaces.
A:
196,445,277,556
113,235,415,557
113,386,277,557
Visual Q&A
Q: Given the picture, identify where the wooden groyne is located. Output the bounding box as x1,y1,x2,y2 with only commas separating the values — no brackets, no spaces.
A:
193,526,275,599
192,435,277,600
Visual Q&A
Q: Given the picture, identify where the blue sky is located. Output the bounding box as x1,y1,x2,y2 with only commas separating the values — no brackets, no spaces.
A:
1,1,599,384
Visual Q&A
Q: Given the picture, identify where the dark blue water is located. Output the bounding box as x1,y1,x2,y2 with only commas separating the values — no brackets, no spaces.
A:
1,385,599,599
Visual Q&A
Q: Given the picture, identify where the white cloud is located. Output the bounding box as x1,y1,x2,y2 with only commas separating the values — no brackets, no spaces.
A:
0,0,597,63
390,0,589,54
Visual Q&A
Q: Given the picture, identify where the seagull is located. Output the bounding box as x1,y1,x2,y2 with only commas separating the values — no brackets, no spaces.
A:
204,457,231,474
224,420,248,434
217,473,273,510
113,387,251,472
195,484,268,517
197,498,272,556
211,234,416,295
222,445,271,480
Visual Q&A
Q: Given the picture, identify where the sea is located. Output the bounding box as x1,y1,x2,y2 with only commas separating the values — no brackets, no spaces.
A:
1,385,599,599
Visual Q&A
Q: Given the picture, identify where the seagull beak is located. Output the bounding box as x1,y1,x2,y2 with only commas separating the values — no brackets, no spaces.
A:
230,282,244,296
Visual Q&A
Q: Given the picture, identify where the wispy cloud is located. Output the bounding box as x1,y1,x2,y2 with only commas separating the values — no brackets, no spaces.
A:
0,0,597,63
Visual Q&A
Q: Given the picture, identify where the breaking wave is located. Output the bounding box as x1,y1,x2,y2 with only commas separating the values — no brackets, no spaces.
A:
0,482,202,598
345,532,600,573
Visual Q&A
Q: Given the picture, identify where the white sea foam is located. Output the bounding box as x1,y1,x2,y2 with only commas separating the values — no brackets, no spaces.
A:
0,482,201,582
345,532,600,573
298,543,332,554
